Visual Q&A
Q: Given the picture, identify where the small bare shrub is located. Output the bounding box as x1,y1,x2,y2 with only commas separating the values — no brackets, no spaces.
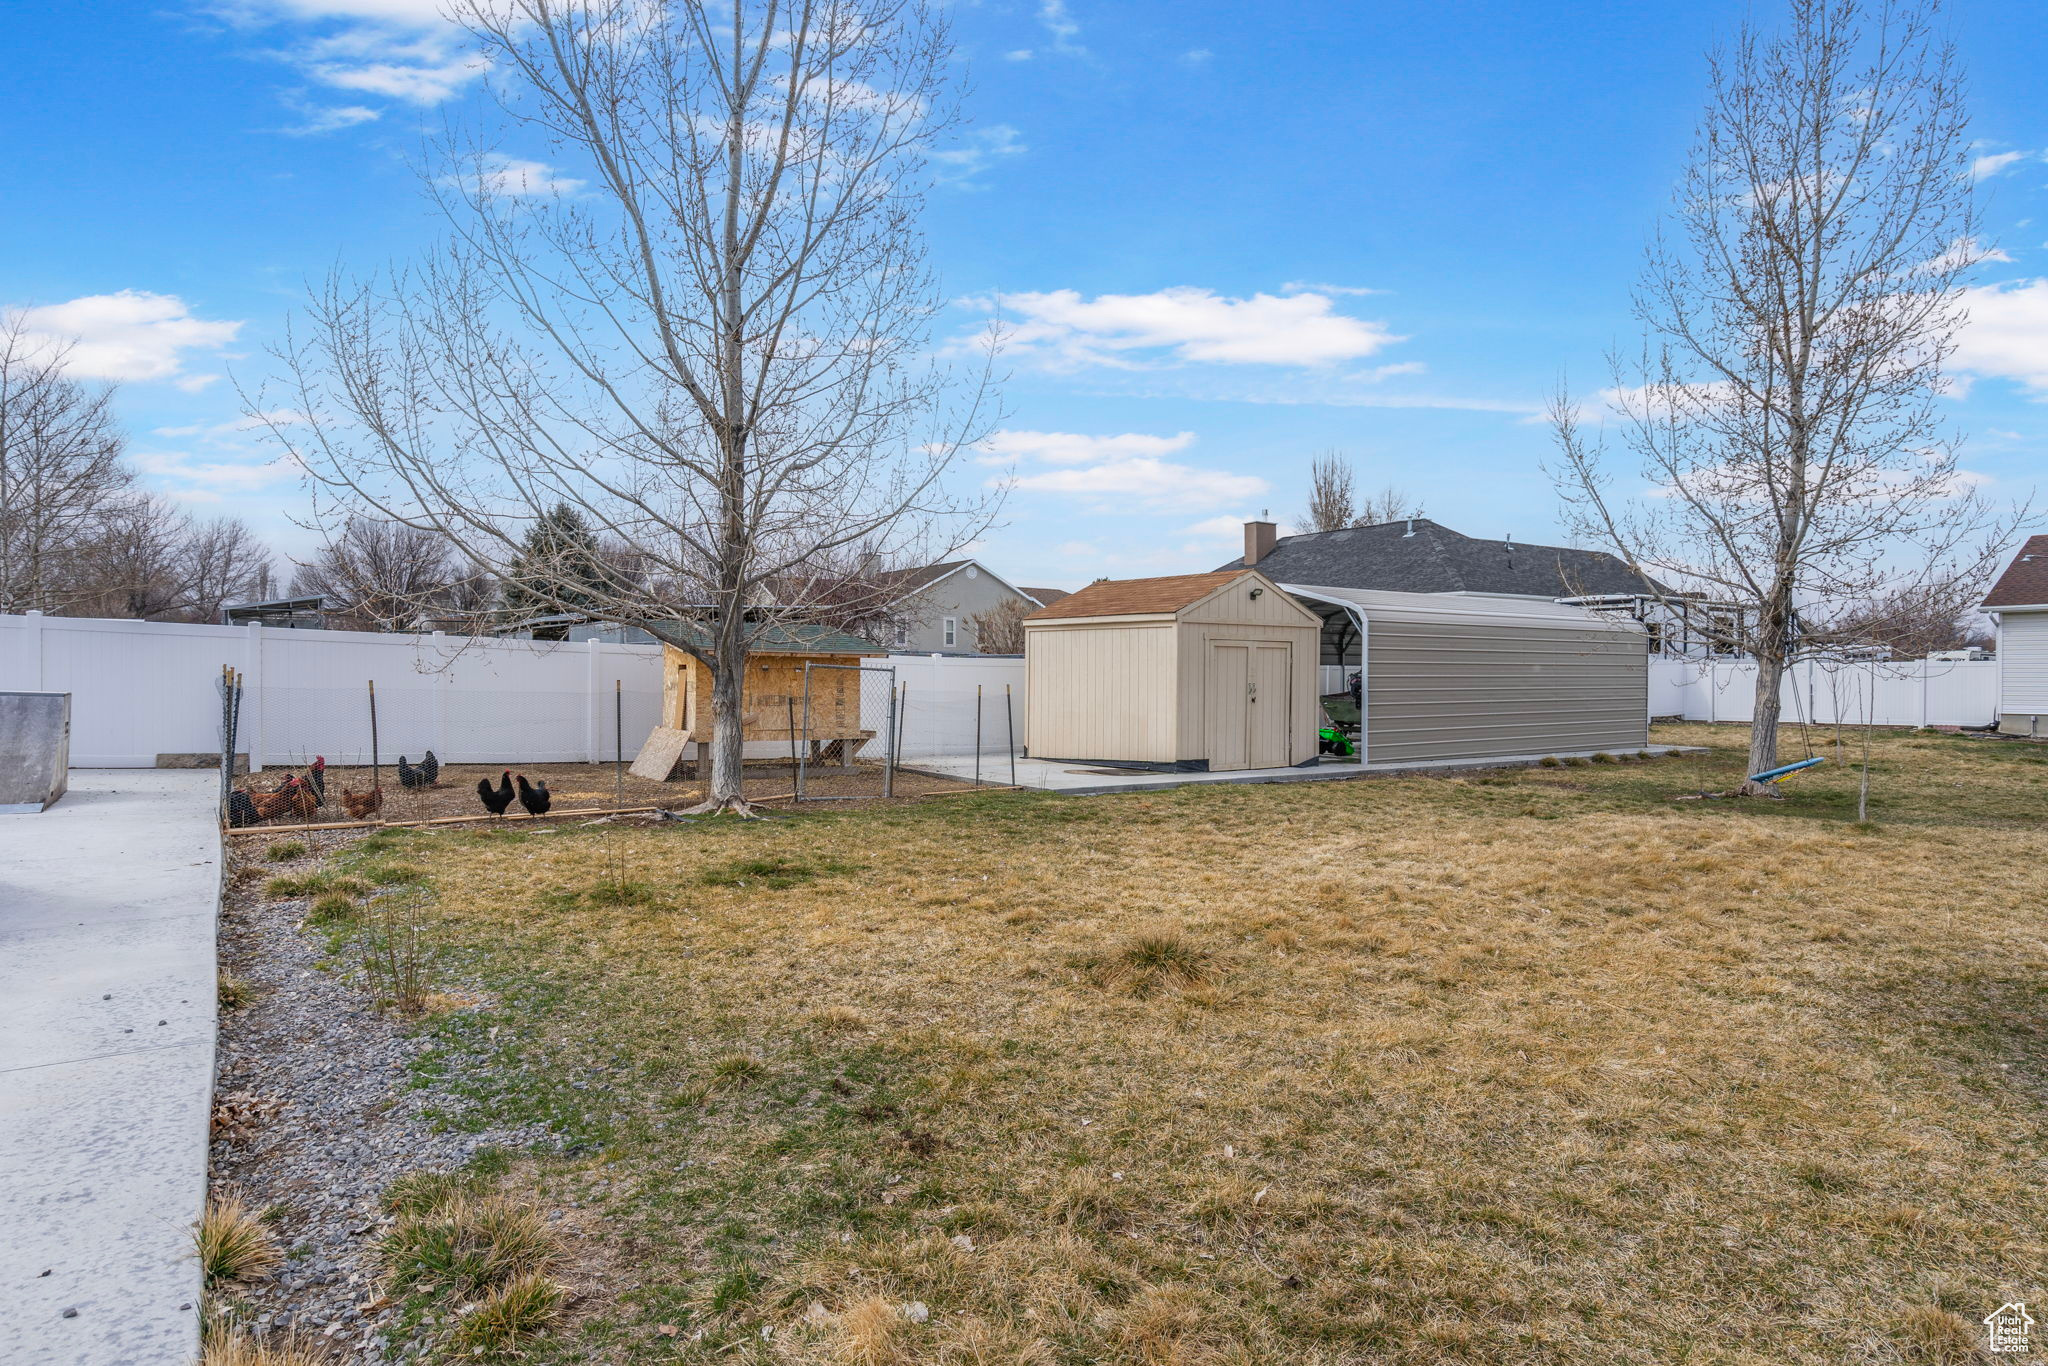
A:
197,1195,282,1286
360,891,436,1016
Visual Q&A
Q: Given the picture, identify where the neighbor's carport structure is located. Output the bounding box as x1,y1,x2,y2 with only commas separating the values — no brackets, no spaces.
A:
1023,569,1321,771
1285,584,1649,764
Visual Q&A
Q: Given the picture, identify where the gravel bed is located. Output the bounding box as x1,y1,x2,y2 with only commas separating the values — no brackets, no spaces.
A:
212,831,551,1361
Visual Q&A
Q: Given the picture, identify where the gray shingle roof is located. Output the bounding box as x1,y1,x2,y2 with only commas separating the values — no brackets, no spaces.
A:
1215,519,1662,598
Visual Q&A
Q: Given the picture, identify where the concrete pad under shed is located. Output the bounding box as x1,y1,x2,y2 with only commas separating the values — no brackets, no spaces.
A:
0,771,220,1366
900,745,1700,796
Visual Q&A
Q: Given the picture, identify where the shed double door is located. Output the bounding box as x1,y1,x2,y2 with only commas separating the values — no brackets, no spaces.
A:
1205,641,1292,771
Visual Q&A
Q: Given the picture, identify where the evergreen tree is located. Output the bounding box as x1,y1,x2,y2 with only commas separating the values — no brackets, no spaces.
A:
501,503,609,632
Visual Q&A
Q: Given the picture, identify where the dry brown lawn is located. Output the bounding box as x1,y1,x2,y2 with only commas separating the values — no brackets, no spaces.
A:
324,723,2048,1364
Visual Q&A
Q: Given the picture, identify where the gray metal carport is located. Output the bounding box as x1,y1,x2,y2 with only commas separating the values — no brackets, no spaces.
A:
1283,584,1650,765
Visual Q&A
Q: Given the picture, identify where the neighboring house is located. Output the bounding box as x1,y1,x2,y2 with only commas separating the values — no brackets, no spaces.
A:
874,560,1049,655
1984,534,2048,736
1217,517,1742,657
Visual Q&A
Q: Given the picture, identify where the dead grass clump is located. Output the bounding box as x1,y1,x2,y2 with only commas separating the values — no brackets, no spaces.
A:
379,1195,561,1298
1047,1171,1126,1230
200,1326,331,1366
1089,929,1217,998
197,1195,283,1286
306,892,358,924
708,1052,767,1087
808,1004,869,1033
932,1315,1053,1365
697,854,854,889
265,871,367,901
264,840,308,862
830,1295,921,1366
446,1272,566,1355
217,971,257,1010
1895,1305,1979,1362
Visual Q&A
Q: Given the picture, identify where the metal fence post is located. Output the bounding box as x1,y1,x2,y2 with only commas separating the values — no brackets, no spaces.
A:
244,620,265,772
882,669,896,798
797,662,813,801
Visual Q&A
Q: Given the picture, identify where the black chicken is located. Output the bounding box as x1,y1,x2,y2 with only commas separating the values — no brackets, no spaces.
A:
476,771,516,817
419,750,440,785
398,755,427,789
307,755,327,806
227,790,258,828
515,774,551,818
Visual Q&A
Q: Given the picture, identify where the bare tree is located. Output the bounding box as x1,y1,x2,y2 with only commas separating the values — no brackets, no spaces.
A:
969,597,1031,654
1302,451,1423,532
0,320,133,614
1354,483,1423,527
1548,0,2024,792
1301,451,1355,532
71,493,192,620
1813,582,1982,658
180,516,276,622
260,0,998,814
290,516,481,632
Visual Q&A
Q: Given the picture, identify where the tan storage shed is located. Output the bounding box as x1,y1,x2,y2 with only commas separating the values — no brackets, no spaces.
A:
1285,584,1648,764
1023,570,1322,771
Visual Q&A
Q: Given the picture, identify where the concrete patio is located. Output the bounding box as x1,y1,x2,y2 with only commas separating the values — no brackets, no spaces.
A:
0,771,221,1366
903,745,1698,795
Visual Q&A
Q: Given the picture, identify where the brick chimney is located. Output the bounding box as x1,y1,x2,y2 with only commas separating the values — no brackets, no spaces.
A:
1243,518,1277,566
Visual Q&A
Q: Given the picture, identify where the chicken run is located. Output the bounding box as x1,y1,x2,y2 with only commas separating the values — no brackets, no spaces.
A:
222,753,981,832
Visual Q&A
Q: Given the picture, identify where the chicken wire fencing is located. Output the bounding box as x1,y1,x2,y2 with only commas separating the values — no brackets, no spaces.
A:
221,674,662,830
216,658,1024,829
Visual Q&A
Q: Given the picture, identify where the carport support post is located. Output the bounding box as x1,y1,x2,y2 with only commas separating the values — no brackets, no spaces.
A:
974,684,983,786
1006,684,1016,786
882,673,896,798
243,620,265,773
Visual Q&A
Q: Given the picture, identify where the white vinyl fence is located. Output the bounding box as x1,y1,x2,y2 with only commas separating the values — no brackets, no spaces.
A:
1648,657,1999,729
0,613,1027,770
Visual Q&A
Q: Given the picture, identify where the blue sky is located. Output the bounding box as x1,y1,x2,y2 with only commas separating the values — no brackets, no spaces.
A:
6,0,2046,591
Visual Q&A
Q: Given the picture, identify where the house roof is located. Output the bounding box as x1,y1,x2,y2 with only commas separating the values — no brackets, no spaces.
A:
1215,518,1663,598
1024,570,1253,621
877,560,971,597
1019,586,1070,607
650,621,885,655
1984,535,2048,609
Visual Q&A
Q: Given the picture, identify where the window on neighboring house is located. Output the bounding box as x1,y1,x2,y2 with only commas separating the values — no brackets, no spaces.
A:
893,621,908,647
942,617,957,647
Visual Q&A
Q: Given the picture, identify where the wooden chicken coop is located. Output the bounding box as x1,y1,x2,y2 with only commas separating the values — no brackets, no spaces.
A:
631,623,886,781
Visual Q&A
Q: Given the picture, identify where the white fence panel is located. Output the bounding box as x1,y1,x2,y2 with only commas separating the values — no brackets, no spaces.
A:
1647,657,1998,728
886,654,1027,762
0,613,665,769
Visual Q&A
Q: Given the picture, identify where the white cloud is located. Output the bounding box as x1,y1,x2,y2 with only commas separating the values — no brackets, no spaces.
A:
1180,49,1212,68
1004,48,1034,61
991,428,1267,513
451,154,586,198
932,125,1025,184
153,411,303,443
1955,277,2048,393
130,450,295,497
1972,149,2035,181
1014,457,1267,512
213,1,486,111
280,101,381,135
8,291,242,384
1038,0,1083,55
975,429,1195,466
968,285,1402,371
1279,280,1384,297
1911,235,2012,277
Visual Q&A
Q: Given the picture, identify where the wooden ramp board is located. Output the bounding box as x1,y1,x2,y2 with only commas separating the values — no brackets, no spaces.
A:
630,726,694,782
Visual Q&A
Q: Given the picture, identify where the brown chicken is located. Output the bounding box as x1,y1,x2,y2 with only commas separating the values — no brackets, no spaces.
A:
245,775,303,823
339,785,383,820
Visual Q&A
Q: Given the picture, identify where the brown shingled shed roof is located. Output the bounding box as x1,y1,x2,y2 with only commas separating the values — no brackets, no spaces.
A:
1024,570,1253,621
1985,535,2048,608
